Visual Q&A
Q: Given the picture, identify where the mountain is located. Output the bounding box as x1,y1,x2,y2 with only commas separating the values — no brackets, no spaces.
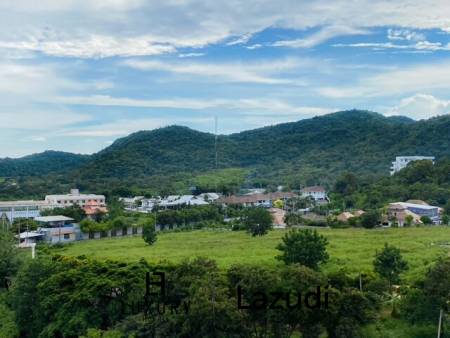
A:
0,151,90,177
1,110,449,198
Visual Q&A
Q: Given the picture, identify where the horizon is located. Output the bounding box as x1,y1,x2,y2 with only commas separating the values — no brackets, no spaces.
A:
1,1,450,157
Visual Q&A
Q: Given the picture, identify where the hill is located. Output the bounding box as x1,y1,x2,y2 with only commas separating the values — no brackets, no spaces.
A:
0,151,90,177
1,110,449,198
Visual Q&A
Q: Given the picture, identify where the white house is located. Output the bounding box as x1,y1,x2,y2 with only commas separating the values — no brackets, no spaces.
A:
45,189,106,208
300,186,328,202
390,156,435,175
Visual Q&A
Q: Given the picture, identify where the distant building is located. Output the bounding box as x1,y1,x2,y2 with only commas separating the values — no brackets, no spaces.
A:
45,189,106,208
300,186,328,202
0,200,53,223
217,192,297,208
35,215,78,244
119,196,144,210
387,202,441,226
159,195,209,209
390,156,435,175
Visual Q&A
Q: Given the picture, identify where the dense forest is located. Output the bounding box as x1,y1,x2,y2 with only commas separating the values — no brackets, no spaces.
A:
1,110,449,199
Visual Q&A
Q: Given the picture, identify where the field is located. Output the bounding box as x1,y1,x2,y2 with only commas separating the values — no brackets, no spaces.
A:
53,227,450,281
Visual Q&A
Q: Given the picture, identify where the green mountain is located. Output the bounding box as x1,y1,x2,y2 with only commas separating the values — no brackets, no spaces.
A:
1,110,449,198
0,150,90,177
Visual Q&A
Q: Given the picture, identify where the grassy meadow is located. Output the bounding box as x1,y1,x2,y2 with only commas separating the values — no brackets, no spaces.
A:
52,227,450,282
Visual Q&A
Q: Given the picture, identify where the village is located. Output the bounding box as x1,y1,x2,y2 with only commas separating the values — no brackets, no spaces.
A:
0,156,444,250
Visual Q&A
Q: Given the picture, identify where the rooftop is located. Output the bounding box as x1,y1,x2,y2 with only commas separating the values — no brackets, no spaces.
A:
35,215,74,222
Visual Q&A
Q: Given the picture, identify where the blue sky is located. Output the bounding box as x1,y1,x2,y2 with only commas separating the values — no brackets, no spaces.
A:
0,1,449,157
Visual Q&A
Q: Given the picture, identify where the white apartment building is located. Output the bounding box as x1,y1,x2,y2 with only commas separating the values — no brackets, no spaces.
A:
300,186,328,202
45,189,106,207
390,156,435,175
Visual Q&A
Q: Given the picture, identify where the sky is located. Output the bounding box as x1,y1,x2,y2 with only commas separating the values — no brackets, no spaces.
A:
0,0,449,157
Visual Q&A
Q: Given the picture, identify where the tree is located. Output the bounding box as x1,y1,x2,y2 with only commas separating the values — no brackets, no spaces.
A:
442,214,450,226
244,208,273,236
404,214,414,227
276,229,329,270
420,215,432,225
373,243,408,288
141,218,157,245
360,210,380,229
0,229,18,288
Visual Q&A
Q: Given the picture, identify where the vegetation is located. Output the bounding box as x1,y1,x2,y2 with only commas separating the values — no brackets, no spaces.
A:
373,243,409,288
1,111,450,199
243,207,273,236
141,219,157,245
276,229,329,269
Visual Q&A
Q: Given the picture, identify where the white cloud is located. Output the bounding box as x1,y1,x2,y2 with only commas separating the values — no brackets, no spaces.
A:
226,33,253,46
178,52,205,58
386,94,450,119
273,25,370,48
1,1,450,58
52,94,335,116
0,111,91,130
0,35,176,59
318,61,450,98
387,29,425,41
334,41,450,51
123,58,307,84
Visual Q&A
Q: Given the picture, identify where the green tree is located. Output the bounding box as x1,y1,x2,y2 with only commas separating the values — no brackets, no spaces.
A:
360,210,380,229
141,218,157,245
373,243,408,288
420,215,432,225
276,229,329,270
244,208,273,236
404,214,414,227
0,301,19,338
0,229,18,288
442,214,450,225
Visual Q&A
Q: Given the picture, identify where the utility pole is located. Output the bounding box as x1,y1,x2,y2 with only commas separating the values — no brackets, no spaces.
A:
437,308,443,338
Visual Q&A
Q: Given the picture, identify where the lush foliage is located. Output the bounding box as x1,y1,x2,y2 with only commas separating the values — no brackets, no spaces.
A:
276,229,329,269
243,207,273,236
141,219,157,245
373,243,408,287
1,111,449,199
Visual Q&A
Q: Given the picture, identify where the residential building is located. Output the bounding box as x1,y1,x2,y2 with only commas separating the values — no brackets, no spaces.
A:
35,215,78,244
159,195,209,209
0,200,54,223
300,186,328,202
217,192,297,208
390,156,435,175
119,196,144,210
45,189,106,207
83,201,108,218
387,202,441,226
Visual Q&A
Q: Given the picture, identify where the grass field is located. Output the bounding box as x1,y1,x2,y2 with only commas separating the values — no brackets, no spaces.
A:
53,227,450,281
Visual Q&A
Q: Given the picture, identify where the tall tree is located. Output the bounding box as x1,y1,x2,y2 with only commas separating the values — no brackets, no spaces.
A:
373,243,408,288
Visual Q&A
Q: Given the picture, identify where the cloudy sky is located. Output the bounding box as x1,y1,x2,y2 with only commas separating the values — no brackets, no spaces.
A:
1,0,450,157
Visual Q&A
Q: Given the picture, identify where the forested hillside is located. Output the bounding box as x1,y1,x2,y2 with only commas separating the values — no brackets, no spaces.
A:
1,110,449,199
0,151,90,177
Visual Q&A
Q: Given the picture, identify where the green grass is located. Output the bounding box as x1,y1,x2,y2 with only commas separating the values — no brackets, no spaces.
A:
53,227,450,281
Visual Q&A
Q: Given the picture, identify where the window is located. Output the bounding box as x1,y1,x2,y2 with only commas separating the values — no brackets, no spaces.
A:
64,234,70,240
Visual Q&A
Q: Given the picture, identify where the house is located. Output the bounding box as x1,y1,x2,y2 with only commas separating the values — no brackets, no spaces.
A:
83,201,108,218
159,195,209,209
45,189,106,208
387,202,440,226
119,196,144,210
390,156,435,175
300,186,328,202
217,192,297,208
35,215,78,244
